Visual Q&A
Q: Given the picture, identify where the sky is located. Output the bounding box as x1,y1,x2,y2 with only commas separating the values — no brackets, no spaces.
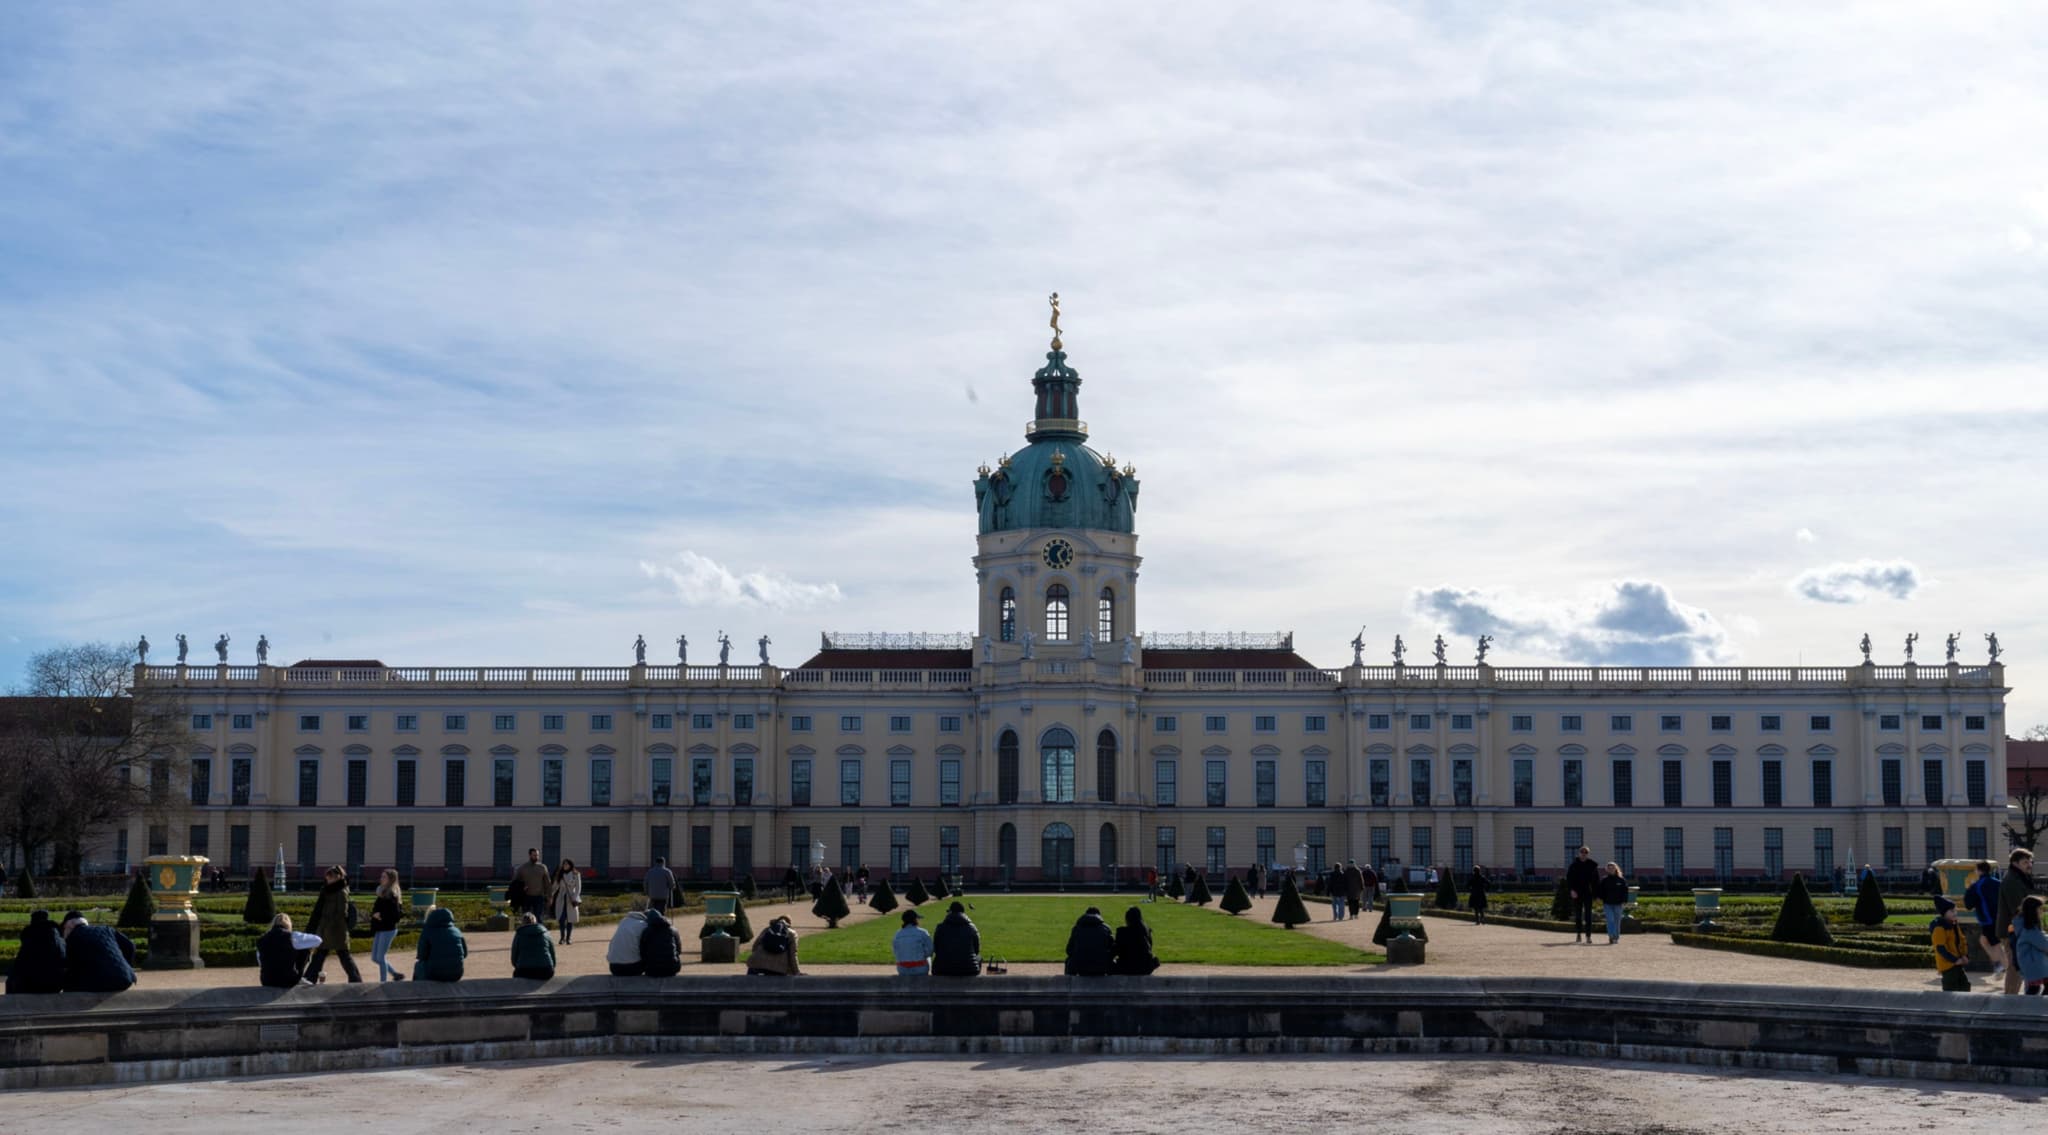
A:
1,4,2044,726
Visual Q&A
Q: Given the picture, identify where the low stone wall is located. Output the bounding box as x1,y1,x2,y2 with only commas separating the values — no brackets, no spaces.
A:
2,976,2044,1089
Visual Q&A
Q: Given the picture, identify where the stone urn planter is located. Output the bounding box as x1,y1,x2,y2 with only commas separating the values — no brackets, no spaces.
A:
143,854,209,969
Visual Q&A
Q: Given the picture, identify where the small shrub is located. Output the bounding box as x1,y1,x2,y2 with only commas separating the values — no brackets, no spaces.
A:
740,874,758,900
812,878,851,928
905,878,931,906
1167,873,1185,900
1550,876,1571,921
14,869,35,900
243,867,276,925
1219,876,1253,915
1270,874,1311,929
1852,874,1889,926
118,873,155,929
869,879,899,915
1187,875,1213,906
1434,871,1459,910
929,876,949,899
1770,874,1834,946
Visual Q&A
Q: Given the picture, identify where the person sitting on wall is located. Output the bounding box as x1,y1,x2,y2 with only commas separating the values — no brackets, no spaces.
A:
59,911,136,993
511,913,556,981
256,914,324,989
607,910,649,976
4,910,66,995
1112,906,1161,975
746,915,802,977
892,909,934,977
412,906,467,982
639,908,684,978
932,902,981,977
1063,906,1116,977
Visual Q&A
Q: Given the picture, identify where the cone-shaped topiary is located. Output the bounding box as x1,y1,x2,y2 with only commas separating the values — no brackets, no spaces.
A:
905,877,931,906
813,877,852,928
243,866,276,925
868,878,899,915
1852,872,1889,926
731,899,753,944
1219,875,1253,915
1370,901,1430,945
1270,873,1312,929
1769,874,1834,946
929,876,949,899
1167,873,1185,900
1435,870,1459,910
1187,874,1213,905
14,867,35,899
118,872,155,929
1550,875,1572,922
740,874,758,900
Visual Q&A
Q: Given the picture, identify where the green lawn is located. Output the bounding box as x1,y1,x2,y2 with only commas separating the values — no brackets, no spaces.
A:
799,896,1381,966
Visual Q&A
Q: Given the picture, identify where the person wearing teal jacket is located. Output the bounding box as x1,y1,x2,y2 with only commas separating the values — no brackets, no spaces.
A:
412,906,467,982
510,913,556,980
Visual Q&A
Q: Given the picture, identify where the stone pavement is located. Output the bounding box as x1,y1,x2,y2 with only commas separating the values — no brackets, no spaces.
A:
121,891,1969,993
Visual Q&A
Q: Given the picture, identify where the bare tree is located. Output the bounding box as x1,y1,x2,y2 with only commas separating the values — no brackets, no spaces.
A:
0,643,190,875
2007,724,2048,854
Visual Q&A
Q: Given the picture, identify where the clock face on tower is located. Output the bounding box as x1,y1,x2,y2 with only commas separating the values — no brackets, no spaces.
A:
1042,538,1074,570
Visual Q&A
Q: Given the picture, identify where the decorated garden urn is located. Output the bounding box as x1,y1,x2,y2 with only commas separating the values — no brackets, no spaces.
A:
143,854,208,968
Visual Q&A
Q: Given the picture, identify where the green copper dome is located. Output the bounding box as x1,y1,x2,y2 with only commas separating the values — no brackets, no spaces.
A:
973,346,1140,534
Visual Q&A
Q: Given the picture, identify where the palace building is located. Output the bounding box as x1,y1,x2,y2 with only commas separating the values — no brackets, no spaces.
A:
129,318,2013,888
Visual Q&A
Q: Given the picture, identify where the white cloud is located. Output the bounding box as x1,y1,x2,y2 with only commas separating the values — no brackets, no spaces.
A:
639,552,843,612
1795,528,1818,544
1789,560,1923,605
1411,581,1735,667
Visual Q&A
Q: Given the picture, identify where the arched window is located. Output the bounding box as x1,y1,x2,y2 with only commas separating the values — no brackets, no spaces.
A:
1098,587,1114,642
1044,583,1070,641
1099,822,1118,875
997,729,1019,804
999,586,1016,642
1041,727,1076,803
998,822,1018,880
1096,728,1118,803
1042,822,1075,884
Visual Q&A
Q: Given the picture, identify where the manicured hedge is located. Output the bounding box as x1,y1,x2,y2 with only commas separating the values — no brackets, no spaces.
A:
1670,931,1930,969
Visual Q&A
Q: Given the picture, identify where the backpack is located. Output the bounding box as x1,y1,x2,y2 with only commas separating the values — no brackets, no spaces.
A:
1964,883,1980,912
346,900,361,929
758,922,791,955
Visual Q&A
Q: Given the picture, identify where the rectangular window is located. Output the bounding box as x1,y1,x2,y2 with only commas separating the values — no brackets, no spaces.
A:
1453,826,1474,874
733,713,755,730
1410,758,1432,805
192,713,213,731
1882,826,1904,871
840,715,863,733
1452,759,1473,806
138,824,161,858
1968,827,1988,861
939,715,963,733
444,760,465,806
1611,760,1632,808
1254,715,1277,733
189,823,209,858
542,826,562,875
1155,715,1178,732
1305,760,1326,808
1660,714,1682,733
1881,760,1902,807
395,714,417,732
1450,713,1473,731
1510,714,1533,733
650,825,672,871
1411,826,1432,870
445,714,467,732
1307,826,1327,875
297,825,318,883
939,826,960,874
1255,760,1276,807
1513,759,1533,807
1156,760,1177,807
395,759,416,807
1964,714,1986,732
889,715,912,733
1304,715,1327,733
590,714,612,732
1926,827,1946,867
1967,761,1987,807
495,714,517,731
1370,827,1391,871
890,826,911,876
1760,714,1781,732
890,759,911,806
1762,760,1782,808
590,758,613,807
151,759,170,804
1513,827,1534,874
1369,713,1392,731
1205,715,1228,733
190,758,212,806
1763,827,1784,878
1663,826,1684,878
347,759,368,808
1562,760,1583,808
1809,714,1832,732
1155,826,1177,877
790,715,812,732
790,759,810,807
1370,759,1390,807
442,826,463,884
693,757,714,803
1923,760,1944,805
1662,760,1683,808
1565,826,1584,866
650,713,672,730
299,714,321,733
590,825,611,877
298,760,319,807
839,826,860,874
231,757,251,806
1921,714,1943,731
1409,713,1433,731
1813,828,1834,877
690,713,714,731
840,759,861,806
784,826,804,875
231,713,253,731
1613,827,1634,876
1206,760,1227,807
1811,760,1833,807
494,758,516,807
346,714,370,732
1879,713,1901,731
543,714,565,732
1611,714,1633,733
1710,715,1732,733
693,825,713,878
1561,714,1582,733
652,758,674,806
1713,827,1734,880
229,824,251,875
733,758,753,807
1256,826,1276,871
1712,760,1732,808
940,759,961,806
1206,826,1227,874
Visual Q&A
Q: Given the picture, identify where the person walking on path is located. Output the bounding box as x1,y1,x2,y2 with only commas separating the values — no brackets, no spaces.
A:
932,901,981,977
607,910,649,976
1469,865,1492,925
1345,861,1366,921
1931,897,1971,991
1566,847,1601,944
855,864,871,904
305,866,363,984
782,864,803,903
640,908,683,977
1595,862,1630,945
2011,895,2048,996
412,907,466,982
1359,863,1379,914
746,915,802,976
1064,906,1117,976
551,859,583,944
892,909,934,977
1997,848,2040,995
368,869,405,982
645,857,676,914
5,910,66,995
1325,864,1348,922
1113,906,1161,975
513,848,552,925
511,913,556,980
1966,860,2003,978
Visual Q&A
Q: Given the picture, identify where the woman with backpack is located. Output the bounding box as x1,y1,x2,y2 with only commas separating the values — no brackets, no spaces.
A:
304,866,363,983
746,914,802,976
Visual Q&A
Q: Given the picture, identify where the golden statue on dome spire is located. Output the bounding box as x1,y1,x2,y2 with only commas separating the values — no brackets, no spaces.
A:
1048,291,1063,351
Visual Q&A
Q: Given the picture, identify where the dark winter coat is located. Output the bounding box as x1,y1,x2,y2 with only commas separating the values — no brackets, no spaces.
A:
1967,874,2001,931
1344,865,1366,902
413,907,467,982
1468,870,1492,911
5,911,66,995
61,923,136,993
1360,866,1380,895
1063,912,1116,976
1565,858,1600,901
510,922,556,974
256,926,306,988
1113,922,1161,975
639,909,683,977
932,911,982,977
1996,864,2037,938
369,892,403,935
1595,874,1630,906
306,879,352,950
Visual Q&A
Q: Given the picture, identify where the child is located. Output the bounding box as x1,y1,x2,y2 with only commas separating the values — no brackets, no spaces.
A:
1931,896,1971,992
2011,895,2048,997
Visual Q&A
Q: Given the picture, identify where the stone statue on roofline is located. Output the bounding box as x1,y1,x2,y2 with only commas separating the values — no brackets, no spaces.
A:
1945,631,1958,664
717,631,731,666
1350,627,1365,667
677,634,688,665
215,633,230,663
1476,634,1492,664
1432,635,1447,666
1392,635,1405,665
136,635,149,664
257,635,270,665
1986,632,2001,663
634,634,647,665
176,634,188,664
758,634,772,666
1859,633,1871,663
1904,632,1917,662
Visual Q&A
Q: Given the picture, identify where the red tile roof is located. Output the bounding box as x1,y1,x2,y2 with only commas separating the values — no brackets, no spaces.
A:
2009,740,2048,794
1141,649,1319,670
